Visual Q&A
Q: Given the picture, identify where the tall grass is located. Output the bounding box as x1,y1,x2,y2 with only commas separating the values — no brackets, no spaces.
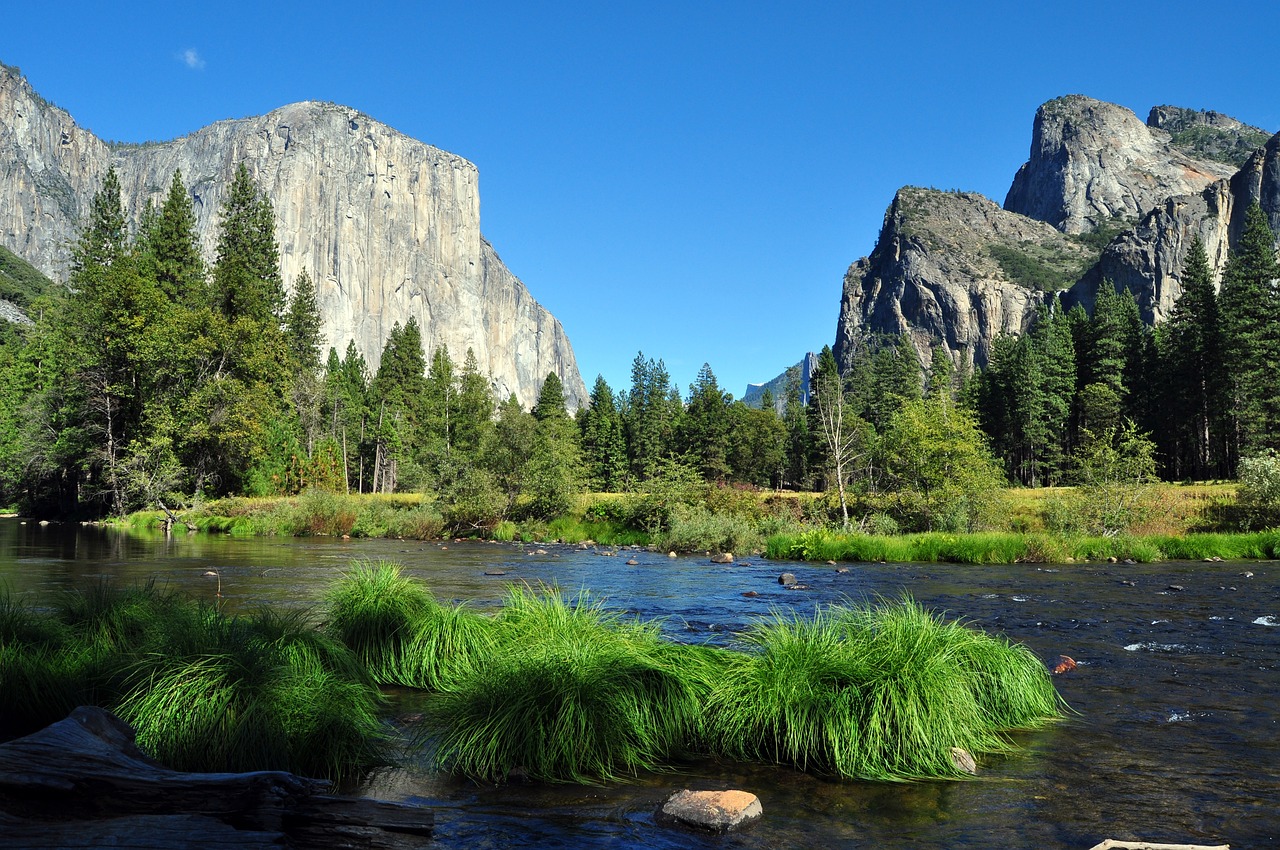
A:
0,581,391,779
703,598,1063,780
427,586,709,783
323,560,495,690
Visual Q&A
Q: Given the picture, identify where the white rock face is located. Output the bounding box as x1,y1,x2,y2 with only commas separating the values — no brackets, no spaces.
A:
0,63,585,409
1005,95,1237,234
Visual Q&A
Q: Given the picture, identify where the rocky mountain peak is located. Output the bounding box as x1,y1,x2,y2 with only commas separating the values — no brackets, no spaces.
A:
1004,94,1237,235
833,187,1096,373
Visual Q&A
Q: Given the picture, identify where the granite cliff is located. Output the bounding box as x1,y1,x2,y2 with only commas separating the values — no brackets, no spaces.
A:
0,63,586,409
834,94,1278,376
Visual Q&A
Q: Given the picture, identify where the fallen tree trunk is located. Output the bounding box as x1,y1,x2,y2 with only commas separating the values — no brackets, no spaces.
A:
1088,841,1230,850
0,707,432,849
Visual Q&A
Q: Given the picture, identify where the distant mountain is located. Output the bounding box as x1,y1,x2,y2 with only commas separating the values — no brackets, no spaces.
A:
0,62,586,409
834,94,1279,375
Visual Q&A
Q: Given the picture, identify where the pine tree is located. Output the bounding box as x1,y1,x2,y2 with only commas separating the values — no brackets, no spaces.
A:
1219,201,1280,456
578,375,627,492
284,268,323,374
149,170,206,305
73,167,127,274
532,372,568,422
680,363,732,481
1158,237,1226,478
212,164,283,323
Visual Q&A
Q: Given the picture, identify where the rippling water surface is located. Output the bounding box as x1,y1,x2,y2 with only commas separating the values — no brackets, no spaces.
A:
2,517,1277,849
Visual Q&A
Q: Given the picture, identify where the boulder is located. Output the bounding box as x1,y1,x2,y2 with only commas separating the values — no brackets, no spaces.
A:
656,789,762,833
711,552,734,564
777,573,797,586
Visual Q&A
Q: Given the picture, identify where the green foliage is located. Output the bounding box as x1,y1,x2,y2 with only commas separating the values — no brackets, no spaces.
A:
1168,124,1271,167
987,242,1084,291
1050,423,1159,536
1219,202,1280,456
0,244,56,309
1235,451,1280,529
427,586,710,783
0,581,390,778
655,502,763,555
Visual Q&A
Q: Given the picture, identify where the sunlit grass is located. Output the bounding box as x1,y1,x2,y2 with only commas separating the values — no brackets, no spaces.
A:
426,586,709,783
703,598,1063,780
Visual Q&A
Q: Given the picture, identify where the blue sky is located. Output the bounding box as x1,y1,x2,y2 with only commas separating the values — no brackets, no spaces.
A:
7,1,1279,400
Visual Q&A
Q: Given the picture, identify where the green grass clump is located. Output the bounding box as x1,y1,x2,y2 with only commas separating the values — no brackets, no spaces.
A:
1,581,391,779
323,560,436,680
427,586,708,783
115,605,389,777
703,598,1063,780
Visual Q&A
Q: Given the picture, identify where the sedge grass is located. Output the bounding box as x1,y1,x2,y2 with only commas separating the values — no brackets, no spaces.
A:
426,586,708,783
703,598,1063,781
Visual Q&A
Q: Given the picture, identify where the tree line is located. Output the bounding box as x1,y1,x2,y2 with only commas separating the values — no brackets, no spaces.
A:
975,202,1280,486
1,168,1274,529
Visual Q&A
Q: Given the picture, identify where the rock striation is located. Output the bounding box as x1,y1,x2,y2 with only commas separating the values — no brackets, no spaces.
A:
833,187,1094,372
1004,95,1237,234
0,62,585,409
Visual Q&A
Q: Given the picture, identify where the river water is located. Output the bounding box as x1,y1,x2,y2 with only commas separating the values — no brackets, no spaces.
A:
2,517,1277,849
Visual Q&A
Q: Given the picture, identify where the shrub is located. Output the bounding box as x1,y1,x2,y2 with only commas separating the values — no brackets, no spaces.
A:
1237,451,1280,529
655,503,762,555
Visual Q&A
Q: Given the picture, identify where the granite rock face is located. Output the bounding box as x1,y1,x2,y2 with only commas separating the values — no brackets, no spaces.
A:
833,187,1093,372
0,63,585,409
1070,131,1280,322
1004,95,1237,234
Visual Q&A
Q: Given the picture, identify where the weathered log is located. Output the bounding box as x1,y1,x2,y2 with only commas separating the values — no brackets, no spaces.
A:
0,707,432,849
1088,841,1230,850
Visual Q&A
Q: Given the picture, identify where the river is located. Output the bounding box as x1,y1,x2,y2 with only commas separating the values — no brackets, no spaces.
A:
1,517,1277,849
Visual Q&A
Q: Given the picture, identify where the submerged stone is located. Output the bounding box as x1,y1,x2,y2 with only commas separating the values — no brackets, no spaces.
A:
657,789,762,833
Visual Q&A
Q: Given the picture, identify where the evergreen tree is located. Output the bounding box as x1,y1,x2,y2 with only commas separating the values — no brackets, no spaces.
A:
369,319,428,492
680,363,732,481
624,352,677,482
148,170,206,305
284,268,324,374
212,164,283,323
1157,237,1227,478
453,349,495,461
578,375,627,492
73,167,127,274
1219,201,1280,456
532,372,568,422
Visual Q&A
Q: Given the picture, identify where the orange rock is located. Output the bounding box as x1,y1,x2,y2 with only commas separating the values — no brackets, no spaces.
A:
1052,655,1077,674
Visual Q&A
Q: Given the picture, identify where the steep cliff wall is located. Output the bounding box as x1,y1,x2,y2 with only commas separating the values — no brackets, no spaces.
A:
1069,131,1280,321
0,63,586,409
1004,95,1237,234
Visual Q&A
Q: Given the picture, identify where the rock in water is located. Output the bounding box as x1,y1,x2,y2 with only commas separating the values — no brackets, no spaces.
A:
777,573,797,586
710,552,733,564
657,790,762,833
949,747,977,775
0,63,585,410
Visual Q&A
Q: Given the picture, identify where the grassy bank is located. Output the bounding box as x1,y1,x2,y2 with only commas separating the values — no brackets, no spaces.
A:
765,528,1280,564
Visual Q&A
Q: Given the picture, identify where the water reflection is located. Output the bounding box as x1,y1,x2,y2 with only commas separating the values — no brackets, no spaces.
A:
1,518,1277,848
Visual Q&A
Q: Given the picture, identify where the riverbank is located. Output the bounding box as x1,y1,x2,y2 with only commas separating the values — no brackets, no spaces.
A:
105,483,1277,565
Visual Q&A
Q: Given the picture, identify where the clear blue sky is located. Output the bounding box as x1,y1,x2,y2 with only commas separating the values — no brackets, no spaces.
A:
7,1,1279,400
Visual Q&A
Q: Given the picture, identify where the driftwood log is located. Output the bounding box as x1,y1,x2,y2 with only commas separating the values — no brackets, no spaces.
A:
1088,841,1230,850
0,706,432,849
